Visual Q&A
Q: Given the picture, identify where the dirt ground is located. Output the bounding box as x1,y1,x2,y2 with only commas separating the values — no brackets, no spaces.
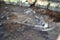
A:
0,3,60,40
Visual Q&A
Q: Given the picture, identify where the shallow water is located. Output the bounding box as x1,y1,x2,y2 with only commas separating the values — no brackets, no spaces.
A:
0,3,60,40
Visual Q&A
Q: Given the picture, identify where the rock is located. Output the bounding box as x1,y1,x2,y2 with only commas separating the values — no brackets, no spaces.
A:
27,0,35,4
35,0,49,9
48,2,59,11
